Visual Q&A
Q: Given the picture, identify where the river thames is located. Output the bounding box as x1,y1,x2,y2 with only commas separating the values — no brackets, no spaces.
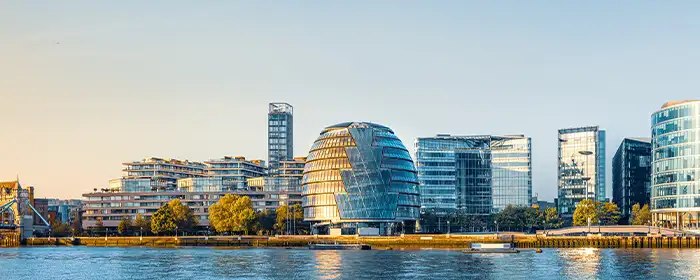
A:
1,247,700,279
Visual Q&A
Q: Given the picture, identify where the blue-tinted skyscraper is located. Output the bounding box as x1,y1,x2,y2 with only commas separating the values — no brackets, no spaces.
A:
557,126,606,219
651,100,700,230
268,103,294,175
415,135,532,215
612,138,651,223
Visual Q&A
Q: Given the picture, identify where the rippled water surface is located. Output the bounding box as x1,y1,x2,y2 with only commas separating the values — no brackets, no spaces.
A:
2,247,700,279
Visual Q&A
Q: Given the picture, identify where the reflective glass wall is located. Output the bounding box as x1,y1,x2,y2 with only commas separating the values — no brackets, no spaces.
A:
557,126,606,218
301,122,420,230
612,138,651,222
415,135,532,215
651,100,700,230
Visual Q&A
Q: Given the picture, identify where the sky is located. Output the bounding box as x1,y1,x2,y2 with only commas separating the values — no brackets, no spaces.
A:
1,1,699,200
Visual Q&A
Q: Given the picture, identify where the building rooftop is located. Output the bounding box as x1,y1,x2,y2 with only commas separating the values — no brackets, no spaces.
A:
661,100,700,109
322,122,392,134
626,137,652,143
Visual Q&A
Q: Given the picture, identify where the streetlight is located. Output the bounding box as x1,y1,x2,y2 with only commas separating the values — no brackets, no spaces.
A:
447,220,451,235
587,217,591,234
578,151,593,201
175,226,178,240
140,227,143,241
494,221,499,234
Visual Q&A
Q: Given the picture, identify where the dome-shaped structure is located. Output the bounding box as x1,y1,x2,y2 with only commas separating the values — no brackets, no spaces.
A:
302,122,420,235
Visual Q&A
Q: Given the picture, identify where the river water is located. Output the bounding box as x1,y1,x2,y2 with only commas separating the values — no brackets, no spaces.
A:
1,247,699,279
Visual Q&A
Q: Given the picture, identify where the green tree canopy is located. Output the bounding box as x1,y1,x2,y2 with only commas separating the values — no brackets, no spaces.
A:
168,199,198,232
275,204,304,234
573,199,599,226
209,194,256,234
256,209,276,235
599,202,621,225
117,217,133,235
134,213,150,234
631,203,652,225
151,204,177,235
543,207,563,229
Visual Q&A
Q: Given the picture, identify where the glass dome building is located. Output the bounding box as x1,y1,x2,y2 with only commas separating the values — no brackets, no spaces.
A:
301,122,420,235
651,100,700,230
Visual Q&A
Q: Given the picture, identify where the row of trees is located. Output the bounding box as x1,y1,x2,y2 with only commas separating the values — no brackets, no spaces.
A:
93,195,307,236
420,205,564,233
572,199,621,226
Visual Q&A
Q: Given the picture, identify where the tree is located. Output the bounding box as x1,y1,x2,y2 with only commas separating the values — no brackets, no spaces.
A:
543,207,563,229
134,213,150,235
70,217,82,236
93,217,105,235
573,199,599,226
168,199,198,233
599,202,621,225
256,209,276,235
117,217,133,235
209,194,256,234
151,204,176,235
275,204,304,234
51,221,71,237
631,203,652,225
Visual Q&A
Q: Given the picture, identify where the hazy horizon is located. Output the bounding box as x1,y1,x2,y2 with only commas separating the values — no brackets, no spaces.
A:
2,1,700,200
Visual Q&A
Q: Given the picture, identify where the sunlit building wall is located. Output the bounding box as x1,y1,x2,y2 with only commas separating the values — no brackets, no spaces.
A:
557,126,606,219
301,122,420,235
651,100,700,230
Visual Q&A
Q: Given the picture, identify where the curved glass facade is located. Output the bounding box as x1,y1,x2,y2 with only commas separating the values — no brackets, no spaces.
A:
651,100,700,230
302,122,420,234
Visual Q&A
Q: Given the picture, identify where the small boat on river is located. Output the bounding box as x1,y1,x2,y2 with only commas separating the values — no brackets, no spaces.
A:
463,243,519,254
308,243,371,250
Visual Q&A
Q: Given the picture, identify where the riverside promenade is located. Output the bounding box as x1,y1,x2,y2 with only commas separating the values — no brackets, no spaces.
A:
17,232,700,249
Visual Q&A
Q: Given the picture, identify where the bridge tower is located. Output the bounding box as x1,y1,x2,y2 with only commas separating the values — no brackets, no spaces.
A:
0,180,50,238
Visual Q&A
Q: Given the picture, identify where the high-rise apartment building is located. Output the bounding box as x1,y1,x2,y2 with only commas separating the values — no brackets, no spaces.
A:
268,103,294,175
651,100,700,230
415,134,532,215
612,138,651,223
557,126,606,219
204,156,266,190
122,157,206,191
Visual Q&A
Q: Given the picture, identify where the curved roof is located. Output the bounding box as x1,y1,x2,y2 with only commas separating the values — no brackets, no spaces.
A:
661,100,700,109
321,122,393,134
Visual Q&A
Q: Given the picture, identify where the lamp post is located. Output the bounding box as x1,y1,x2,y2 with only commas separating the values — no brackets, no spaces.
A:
587,217,591,234
140,227,143,241
175,226,178,240
447,220,451,235
578,151,593,201
495,221,499,235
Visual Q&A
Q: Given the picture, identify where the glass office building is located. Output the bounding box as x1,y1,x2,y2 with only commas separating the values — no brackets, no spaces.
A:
415,135,532,215
268,103,294,175
651,100,700,230
612,138,651,223
301,122,420,235
558,126,606,219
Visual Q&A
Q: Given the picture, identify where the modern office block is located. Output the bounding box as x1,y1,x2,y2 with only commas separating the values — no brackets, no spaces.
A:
612,138,652,223
301,122,420,235
415,135,532,215
557,126,606,219
651,100,700,230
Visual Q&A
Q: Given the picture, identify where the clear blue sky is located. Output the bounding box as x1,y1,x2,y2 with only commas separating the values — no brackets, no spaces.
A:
1,1,699,200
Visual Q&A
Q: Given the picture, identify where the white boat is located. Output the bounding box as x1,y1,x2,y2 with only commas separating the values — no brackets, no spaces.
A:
463,243,519,254
308,243,371,250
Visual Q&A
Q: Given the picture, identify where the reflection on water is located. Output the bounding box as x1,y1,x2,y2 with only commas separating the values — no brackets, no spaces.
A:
2,247,700,279
313,250,342,279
